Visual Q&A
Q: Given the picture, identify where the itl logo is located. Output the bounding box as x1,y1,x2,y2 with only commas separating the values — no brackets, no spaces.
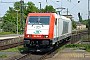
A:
34,30,41,34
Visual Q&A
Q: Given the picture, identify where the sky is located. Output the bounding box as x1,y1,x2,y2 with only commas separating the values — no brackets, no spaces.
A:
0,0,89,21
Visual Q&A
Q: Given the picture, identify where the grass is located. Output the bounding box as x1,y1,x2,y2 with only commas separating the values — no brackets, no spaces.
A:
0,54,7,58
0,32,14,35
57,44,66,52
1,46,21,52
1,46,28,52
65,44,85,48
0,46,28,58
65,44,90,52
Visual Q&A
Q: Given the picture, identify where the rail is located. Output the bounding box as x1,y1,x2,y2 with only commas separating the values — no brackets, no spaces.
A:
0,36,23,50
0,30,89,60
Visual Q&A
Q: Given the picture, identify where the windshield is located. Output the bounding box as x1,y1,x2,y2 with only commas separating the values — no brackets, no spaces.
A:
28,16,50,25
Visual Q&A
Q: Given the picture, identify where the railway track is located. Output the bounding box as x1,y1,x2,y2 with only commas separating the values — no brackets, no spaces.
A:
0,36,23,50
11,30,89,60
71,30,88,44
0,42,23,50
0,30,89,60
0,30,88,51
9,41,69,60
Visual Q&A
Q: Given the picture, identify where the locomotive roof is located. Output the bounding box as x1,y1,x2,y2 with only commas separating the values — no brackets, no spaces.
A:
53,13,71,21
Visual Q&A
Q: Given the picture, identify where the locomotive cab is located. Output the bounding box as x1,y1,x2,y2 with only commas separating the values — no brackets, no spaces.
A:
24,13,55,52
24,13,72,52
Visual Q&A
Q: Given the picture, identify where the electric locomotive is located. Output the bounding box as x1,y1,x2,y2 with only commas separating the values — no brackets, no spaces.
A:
24,13,72,52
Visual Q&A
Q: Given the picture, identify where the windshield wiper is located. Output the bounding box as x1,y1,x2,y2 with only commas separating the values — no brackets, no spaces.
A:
32,23,35,26
31,23,43,27
38,23,43,27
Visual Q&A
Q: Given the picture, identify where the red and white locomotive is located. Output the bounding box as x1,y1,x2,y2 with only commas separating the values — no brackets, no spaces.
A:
24,13,72,52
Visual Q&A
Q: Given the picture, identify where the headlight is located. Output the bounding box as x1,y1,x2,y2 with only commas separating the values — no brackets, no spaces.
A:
44,35,48,38
27,35,31,38
27,35,29,37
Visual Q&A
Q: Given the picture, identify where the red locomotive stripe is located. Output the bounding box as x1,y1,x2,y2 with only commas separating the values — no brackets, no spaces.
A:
28,13,51,16
24,13,55,39
24,17,28,38
48,14,55,39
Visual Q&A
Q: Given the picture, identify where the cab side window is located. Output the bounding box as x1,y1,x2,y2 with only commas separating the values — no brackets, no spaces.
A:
55,18,57,25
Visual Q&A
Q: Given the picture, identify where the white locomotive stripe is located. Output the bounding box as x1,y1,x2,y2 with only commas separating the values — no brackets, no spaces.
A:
27,25,49,35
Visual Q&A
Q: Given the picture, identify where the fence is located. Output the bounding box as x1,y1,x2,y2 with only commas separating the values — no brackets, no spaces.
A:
71,30,90,44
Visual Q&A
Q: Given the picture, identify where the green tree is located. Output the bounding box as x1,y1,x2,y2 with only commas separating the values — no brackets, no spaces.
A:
2,1,57,33
43,5,56,13
14,2,21,10
2,2,39,33
82,20,90,28
72,20,76,29
24,2,39,15
2,21,16,33
2,7,17,33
